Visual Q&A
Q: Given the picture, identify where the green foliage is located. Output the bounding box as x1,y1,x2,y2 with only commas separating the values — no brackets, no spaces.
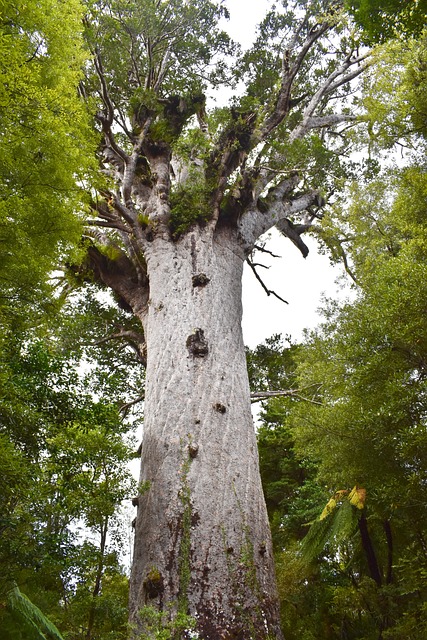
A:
173,125,211,162
251,122,427,635
345,0,427,43
300,491,361,564
0,327,137,639
5,1,427,638
137,605,196,640
248,336,327,549
62,564,130,640
247,334,298,394
137,480,152,495
279,140,427,637
358,35,427,150
4,584,64,640
238,1,345,102
54,287,146,410
85,0,237,104
0,0,96,325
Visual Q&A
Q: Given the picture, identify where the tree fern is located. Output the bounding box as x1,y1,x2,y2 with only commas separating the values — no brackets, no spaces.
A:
300,488,364,563
6,584,64,640
330,498,359,545
300,514,334,563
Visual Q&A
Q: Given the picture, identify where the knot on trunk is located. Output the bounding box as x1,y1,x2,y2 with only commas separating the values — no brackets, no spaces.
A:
188,444,199,458
192,273,210,287
186,328,209,357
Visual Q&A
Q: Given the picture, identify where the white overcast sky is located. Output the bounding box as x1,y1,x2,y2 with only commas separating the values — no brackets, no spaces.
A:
242,231,349,347
218,0,352,347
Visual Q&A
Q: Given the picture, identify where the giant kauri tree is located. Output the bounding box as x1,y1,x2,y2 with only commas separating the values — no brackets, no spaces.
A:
78,0,369,636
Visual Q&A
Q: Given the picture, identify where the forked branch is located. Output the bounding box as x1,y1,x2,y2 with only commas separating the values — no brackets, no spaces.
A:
94,48,128,165
261,21,331,138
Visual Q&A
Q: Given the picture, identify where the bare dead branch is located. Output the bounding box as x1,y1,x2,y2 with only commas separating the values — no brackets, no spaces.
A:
94,49,129,165
290,55,370,142
118,19,143,88
303,113,357,132
325,54,371,95
247,257,288,304
251,384,323,405
261,21,331,139
253,244,281,258
154,47,172,91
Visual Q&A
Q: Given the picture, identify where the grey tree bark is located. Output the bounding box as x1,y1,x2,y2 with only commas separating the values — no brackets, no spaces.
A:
79,3,370,637
129,227,282,638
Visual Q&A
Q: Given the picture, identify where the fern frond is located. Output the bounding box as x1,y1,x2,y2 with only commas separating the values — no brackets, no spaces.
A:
301,494,361,563
300,513,334,562
7,584,64,640
319,497,337,520
330,498,359,545
348,486,366,509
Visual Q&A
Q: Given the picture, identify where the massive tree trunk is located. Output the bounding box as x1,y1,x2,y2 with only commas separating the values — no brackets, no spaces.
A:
129,226,282,638
81,2,369,636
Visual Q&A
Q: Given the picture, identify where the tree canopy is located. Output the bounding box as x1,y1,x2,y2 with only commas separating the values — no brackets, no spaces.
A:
74,0,369,317
0,5,140,636
346,0,427,43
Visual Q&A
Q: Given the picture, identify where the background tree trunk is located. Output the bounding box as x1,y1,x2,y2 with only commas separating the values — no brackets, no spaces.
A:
129,226,282,639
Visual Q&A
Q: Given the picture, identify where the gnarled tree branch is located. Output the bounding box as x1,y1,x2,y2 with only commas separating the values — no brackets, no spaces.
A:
238,186,322,252
261,21,331,139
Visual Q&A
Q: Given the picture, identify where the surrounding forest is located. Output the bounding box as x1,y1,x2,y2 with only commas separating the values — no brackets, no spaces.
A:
1,0,427,638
